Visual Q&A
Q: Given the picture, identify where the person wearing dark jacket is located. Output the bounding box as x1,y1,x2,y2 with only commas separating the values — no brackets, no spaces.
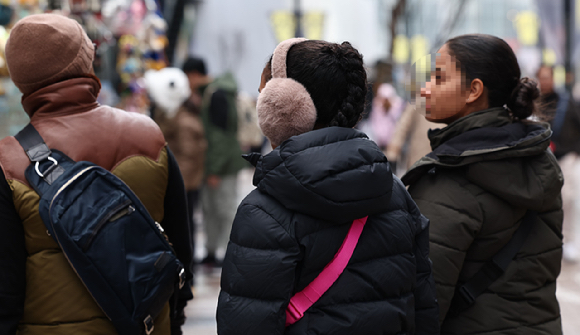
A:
402,34,564,334
537,64,580,262
537,64,580,159
217,38,439,335
0,14,193,335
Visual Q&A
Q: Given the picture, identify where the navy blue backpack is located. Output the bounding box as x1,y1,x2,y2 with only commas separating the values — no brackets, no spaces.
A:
15,124,185,335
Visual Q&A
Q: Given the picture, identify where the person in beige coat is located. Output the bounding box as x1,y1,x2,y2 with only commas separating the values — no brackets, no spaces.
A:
156,106,207,192
385,102,439,173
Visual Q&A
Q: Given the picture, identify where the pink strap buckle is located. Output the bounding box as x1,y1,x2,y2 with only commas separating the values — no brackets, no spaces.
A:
285,300,303,326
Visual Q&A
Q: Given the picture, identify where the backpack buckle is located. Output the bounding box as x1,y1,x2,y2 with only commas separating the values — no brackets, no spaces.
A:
34,156,58,178
178,267,186,289
144,315,154,335
457,285,476,307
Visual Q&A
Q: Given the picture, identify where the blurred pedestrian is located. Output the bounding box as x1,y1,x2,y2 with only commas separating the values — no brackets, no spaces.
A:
385,102,439,173
236,91,264,154
185,57,245,266
537,65,580,159
369,82,405,151
537,64,580,261
403,34,564,334
217,38,439,335
0,13,193,335
145,67,208,273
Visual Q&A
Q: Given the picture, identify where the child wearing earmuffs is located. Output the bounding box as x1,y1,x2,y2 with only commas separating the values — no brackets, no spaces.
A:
216,38,439,335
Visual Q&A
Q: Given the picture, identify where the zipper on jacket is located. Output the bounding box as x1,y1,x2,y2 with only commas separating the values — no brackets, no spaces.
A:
83,199,133,251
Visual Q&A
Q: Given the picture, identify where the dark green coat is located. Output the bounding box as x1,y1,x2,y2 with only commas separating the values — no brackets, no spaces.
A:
201,72,246,177
403,108,564,335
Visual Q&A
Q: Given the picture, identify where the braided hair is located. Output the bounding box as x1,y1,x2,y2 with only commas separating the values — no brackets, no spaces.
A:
267,40,368,128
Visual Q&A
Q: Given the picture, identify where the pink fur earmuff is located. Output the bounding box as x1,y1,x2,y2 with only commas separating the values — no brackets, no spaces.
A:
257,38,317,148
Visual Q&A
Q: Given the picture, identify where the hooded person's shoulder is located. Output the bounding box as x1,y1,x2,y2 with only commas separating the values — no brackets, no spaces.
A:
94,106,167,156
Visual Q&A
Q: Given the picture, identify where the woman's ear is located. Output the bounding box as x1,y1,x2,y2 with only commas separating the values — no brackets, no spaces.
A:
466,78,485,103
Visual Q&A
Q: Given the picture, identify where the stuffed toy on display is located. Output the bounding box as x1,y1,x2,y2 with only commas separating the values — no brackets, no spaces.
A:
143,67,190,118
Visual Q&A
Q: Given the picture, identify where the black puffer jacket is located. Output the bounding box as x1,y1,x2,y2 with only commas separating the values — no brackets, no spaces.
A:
403,108,563,334
217,127,439,335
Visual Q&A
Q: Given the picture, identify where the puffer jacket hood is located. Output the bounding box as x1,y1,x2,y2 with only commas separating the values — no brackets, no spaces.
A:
403,107,561,209
245,126,393,223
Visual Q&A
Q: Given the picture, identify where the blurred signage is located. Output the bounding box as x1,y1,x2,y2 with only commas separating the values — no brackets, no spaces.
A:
270,11,325,42
513,11,540,46
393,34,409,63
542,48,557,66
271,11,295,42
554,65,566,89
394,34,429,64
411,35,429,64
304,12,324,41
577,0,580,31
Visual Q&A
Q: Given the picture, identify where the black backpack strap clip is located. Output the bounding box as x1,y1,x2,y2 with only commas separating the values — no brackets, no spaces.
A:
14,123,65,185
449,210,537,316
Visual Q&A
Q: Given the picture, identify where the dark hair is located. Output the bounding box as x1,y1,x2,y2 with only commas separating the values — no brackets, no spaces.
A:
182,57,207,75
446,34,539,119
268,40,367,128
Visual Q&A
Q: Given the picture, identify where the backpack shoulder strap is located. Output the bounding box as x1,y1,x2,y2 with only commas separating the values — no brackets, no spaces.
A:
14,123,65,186
285,216,368,326
14,123,51,163
449,210,537,316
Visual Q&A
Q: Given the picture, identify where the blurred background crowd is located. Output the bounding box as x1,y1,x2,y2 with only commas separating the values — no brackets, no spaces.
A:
0,0,579,333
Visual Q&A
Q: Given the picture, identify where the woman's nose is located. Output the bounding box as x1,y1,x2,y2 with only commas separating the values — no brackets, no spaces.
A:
420,81,431,97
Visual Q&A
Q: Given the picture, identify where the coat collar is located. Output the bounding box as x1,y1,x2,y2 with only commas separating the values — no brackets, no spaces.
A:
428,107,511,150
402,107,552,185
22,76,101,119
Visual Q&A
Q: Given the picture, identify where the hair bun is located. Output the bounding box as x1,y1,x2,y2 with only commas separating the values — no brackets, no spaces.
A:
507,77,540,119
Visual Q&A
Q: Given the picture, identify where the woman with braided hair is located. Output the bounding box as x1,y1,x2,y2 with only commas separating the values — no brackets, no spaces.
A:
402,34,564,334
217,38,439,334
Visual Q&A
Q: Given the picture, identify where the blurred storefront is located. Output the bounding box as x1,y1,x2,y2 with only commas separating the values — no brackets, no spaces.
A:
387,0,577,99
1,0,579,138
0,0,200,139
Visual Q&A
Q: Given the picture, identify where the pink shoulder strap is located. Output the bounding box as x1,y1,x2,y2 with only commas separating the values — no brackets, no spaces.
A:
285,216,368,326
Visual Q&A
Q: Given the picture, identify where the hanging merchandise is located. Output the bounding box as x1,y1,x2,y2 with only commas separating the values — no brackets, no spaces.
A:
116,35,141,84
18,0,39,9
69,0,101,14
0,25,9,79
141,11,167,71
100,0,169,114
0,0,13,26
115,34,149,113
0,0,15,83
